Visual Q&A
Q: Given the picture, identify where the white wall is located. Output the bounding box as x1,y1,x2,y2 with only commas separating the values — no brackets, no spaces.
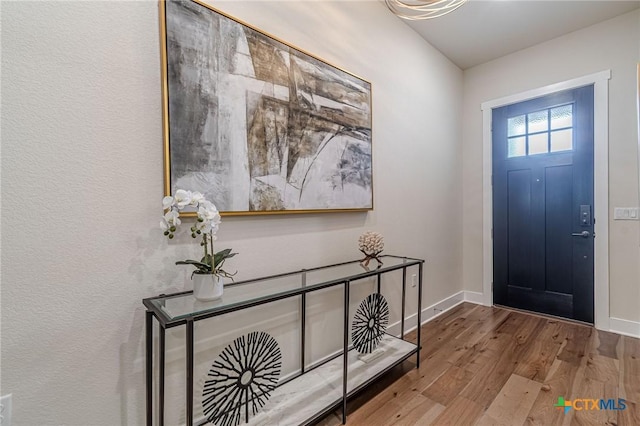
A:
462,10,640,322
0,1,463,424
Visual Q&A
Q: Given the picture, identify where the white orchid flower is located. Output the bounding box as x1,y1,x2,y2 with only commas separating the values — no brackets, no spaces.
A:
162,196,174,210
199,206,221,223
197,201,221,228
173,189,192,209
161,209,180,232
190,191,205,206
198,200,218,213
210,219,222,235
164,209,181,226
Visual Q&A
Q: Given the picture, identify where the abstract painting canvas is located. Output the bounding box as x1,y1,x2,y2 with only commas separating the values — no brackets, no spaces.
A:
161,0,373,215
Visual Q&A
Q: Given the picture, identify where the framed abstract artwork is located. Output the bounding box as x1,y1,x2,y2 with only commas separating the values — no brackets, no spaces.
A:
160,0,373,215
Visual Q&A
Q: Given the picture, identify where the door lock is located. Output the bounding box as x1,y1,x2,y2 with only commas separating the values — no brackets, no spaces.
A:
580,205,592,226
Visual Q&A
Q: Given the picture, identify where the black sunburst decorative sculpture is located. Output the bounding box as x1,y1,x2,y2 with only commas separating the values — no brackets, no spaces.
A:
202,331,282,426
351,293,390,354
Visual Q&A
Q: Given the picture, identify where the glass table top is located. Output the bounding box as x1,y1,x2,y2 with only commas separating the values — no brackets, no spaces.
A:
144,255,422,323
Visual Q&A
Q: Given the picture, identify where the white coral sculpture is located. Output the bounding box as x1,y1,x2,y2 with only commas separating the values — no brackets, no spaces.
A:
358,231,384,267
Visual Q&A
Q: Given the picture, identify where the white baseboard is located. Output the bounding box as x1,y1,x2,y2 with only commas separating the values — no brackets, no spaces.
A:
465,290,640,339
420,290,466,323
388,291,471,337
609,317,640,338
463,291,484,305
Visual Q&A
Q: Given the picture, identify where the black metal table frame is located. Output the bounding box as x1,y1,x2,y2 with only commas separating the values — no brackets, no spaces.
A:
143,255,424,425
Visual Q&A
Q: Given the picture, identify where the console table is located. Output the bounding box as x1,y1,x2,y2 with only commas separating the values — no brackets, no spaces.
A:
143,255,424,425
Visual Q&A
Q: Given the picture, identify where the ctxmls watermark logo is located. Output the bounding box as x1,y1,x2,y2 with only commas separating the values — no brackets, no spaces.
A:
554,396,627,413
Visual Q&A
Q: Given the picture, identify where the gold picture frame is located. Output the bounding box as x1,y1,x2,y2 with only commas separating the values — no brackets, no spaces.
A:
159,0,373,216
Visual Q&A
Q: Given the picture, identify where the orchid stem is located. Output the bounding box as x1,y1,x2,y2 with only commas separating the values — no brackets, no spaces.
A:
209,232,214,274
202,233,208,271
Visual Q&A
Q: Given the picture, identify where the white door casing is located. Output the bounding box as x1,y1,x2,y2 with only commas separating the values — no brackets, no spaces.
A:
480,70,611,331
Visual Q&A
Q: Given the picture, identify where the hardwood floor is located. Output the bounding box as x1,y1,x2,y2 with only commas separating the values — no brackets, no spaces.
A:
316,303,640,426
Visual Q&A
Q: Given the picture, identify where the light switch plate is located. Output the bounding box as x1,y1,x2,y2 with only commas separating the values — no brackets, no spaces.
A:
614,207,639,220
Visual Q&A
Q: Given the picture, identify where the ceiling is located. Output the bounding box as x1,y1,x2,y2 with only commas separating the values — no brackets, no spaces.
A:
399,0,640,70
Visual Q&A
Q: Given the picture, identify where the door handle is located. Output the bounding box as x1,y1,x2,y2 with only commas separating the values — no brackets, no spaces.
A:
571,231,590,238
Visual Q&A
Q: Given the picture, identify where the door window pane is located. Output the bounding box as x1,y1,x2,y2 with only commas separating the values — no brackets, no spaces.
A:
508,115,526,136
551,105,573,129
506,104,574,159
550,129,573,152
528,110,548,133
528,133,548,155
508,137,526,157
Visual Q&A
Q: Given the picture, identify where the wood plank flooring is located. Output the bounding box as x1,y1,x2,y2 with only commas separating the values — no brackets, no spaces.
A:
316,303,640,426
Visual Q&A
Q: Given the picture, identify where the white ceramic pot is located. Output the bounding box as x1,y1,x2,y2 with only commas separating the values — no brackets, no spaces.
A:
192,273,224,301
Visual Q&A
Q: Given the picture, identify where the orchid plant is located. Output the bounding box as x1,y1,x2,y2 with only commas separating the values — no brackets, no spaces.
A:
161,189,237,279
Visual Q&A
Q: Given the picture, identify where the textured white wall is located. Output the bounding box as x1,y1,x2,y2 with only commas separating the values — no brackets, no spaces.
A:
1,1,463,424
462,10,640,322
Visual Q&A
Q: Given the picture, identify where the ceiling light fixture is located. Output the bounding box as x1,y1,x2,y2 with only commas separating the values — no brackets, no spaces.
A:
385,0,468,20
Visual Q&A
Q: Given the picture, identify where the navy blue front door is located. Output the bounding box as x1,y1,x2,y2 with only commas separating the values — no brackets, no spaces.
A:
492,86,594,323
